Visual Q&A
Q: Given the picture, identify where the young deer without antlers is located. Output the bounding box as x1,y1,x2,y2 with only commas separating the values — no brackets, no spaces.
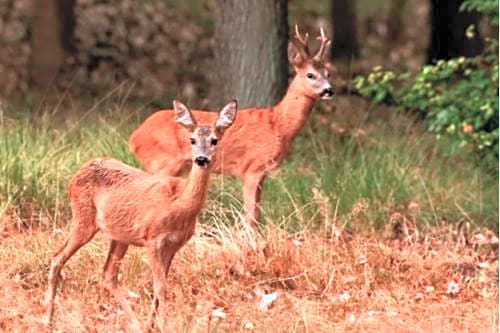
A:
129,26,333,228
45,100,237,330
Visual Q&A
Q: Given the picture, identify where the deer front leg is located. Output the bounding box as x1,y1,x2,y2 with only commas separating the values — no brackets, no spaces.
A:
146,244,177,332
101,241,144,331
242,173,266,228
102,241,129,289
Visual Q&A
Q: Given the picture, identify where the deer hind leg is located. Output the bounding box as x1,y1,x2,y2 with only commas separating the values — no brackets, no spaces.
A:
146,245,177,333
44,216,98,326
242,173,266,229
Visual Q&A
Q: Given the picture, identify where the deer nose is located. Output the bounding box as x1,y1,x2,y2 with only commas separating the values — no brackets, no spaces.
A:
321,87,335,98
194,156,209,167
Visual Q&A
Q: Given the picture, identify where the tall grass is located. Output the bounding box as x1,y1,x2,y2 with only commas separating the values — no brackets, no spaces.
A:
0,96,497,234
0,98,140,229
259,114,498,231
208,106,498,232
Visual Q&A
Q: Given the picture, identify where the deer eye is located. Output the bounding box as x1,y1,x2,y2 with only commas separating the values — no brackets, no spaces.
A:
211,138,218,146
190,138,196,145
306,73,315,79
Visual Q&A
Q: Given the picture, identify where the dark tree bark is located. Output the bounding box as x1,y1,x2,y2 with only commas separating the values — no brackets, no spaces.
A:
387,0,406,43
212,0,288,108
57,0,76,53
331,0,360,60
427,0,483,62
30,0,75,87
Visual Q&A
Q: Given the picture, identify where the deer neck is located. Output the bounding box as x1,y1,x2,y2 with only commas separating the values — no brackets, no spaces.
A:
175,164,211,214
274,76,316,142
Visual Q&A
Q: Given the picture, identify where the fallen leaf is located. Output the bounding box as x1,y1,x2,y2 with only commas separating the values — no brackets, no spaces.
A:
446,281,460,295
243,320,255,329
211,307,226,319
258,292,278,311
338,291,350,303
127,290,140,299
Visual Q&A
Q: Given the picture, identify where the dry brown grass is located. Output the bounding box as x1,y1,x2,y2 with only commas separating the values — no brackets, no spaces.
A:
0,218,497,332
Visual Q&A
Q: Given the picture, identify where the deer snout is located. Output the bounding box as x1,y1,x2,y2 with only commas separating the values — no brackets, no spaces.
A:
194,156,210,167
320,87,334,99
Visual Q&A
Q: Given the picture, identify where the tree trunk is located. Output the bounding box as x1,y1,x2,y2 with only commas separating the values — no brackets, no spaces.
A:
427,0,483,62
212,0,288,109
30,0,75,87
331,0,360,60
387,0,406,43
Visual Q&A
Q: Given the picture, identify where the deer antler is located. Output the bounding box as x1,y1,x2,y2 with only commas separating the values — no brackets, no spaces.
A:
294,24,310,56
313,27,331,62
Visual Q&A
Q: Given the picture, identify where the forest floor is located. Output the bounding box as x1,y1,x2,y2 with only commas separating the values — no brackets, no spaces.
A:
0,224,497,332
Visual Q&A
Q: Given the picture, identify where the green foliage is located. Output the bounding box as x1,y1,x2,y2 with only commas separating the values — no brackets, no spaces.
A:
402,54,498,153
354,66,397,104
354,1,499,156
461,0,499,25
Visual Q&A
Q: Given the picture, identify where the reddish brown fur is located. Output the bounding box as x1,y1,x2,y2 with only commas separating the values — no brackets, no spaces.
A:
45,101,237,331
129,27,333,226
68,158,201,248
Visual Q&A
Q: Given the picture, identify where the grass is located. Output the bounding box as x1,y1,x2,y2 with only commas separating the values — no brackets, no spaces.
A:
0,93,497,231
0,94,140,231
210,97,498,233
0,94,497,331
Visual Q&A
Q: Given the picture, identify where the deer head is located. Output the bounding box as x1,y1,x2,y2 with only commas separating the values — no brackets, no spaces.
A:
173,100,237,168
288,25,334,100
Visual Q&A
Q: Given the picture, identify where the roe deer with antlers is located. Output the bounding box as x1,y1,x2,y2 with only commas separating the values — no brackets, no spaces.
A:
129,26,333,228
45,100,237,330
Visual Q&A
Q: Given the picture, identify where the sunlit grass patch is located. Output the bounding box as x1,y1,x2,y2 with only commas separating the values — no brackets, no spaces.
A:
0,100,141,230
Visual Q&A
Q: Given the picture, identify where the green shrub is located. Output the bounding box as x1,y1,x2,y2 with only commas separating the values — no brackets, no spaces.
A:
354,0,499,156
461,0,498,26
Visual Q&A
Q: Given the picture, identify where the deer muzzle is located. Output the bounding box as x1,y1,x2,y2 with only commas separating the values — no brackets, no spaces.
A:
194,156,210,167
320,87,335,99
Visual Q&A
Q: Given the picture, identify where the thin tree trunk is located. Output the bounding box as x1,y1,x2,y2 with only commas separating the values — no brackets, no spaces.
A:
212,0,288,108
387,0,406,43
57,0,76,53
427,0,483,62
331,0,360,60
30,0,75,87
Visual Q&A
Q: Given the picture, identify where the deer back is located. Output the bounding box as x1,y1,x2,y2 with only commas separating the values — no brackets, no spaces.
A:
69,158,186,246
129,107,284,177
129,27,333,179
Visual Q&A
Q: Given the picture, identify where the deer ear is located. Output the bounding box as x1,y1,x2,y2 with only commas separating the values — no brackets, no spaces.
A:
288,42,305,68
215,100,237,132
173,100,196,130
